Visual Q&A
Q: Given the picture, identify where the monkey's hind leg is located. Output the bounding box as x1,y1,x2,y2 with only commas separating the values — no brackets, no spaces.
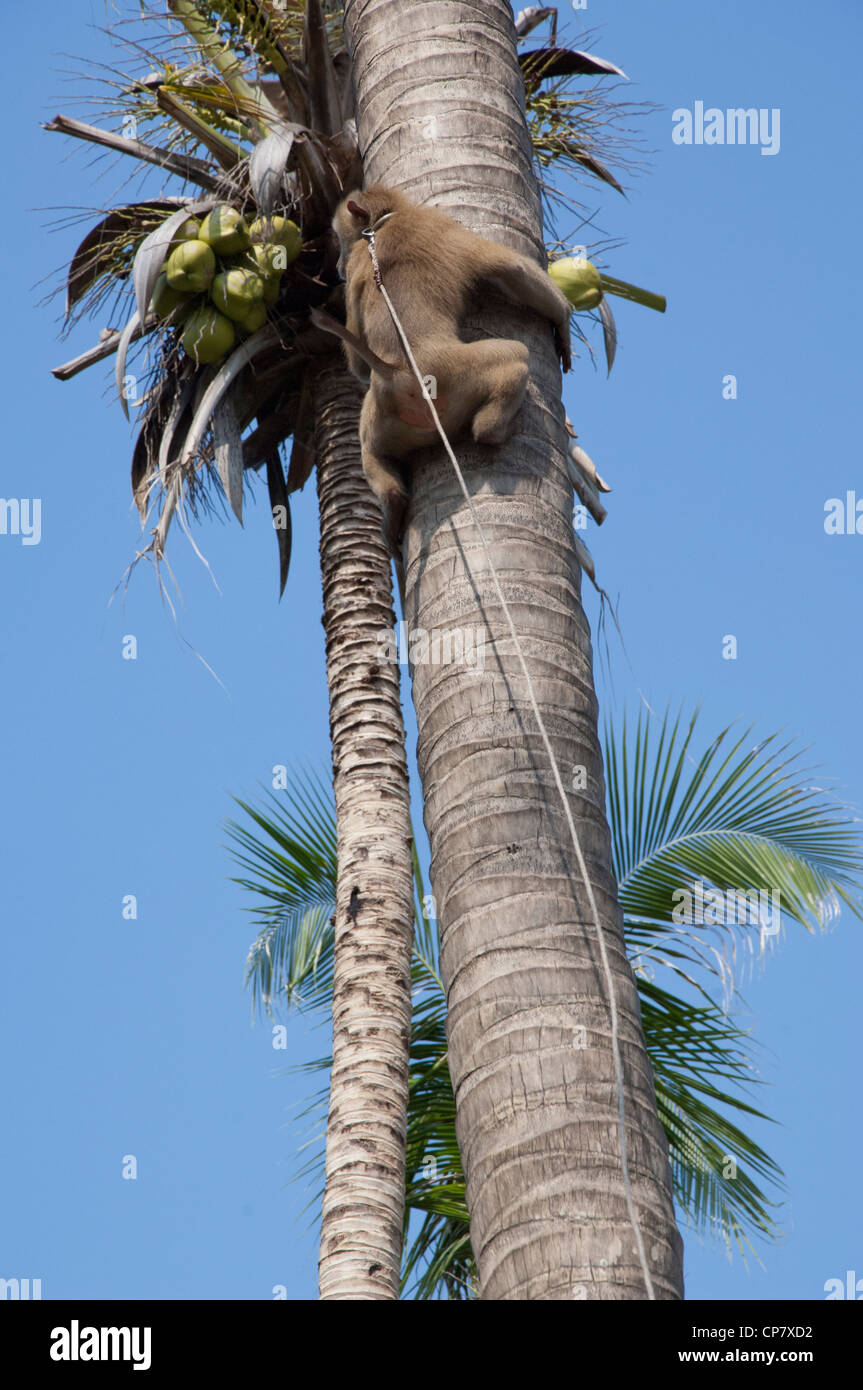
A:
460,340,530,446
486,256,572,371
362,444,408,614
359,394,409,556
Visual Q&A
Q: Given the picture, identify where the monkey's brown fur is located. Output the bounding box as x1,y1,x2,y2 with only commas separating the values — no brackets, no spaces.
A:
316,185,572,555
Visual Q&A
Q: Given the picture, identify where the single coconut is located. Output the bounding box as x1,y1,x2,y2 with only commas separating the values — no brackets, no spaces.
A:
199,205,251,255
238,299,268,334
548,256,603,311
246,242,288,278
260,275,281,306
249,216,302,263
165,239,216,293
173,296,202,327
181,305,235,364
171,216,201,247
210,268,265,322
151,271,192,319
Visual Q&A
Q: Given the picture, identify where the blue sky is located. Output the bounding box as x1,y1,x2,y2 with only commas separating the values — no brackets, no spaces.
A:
2,0,861,1300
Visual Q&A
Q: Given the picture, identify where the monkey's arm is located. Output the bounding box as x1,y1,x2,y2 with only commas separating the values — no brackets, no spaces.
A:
309,307,397,382
483,251,572,372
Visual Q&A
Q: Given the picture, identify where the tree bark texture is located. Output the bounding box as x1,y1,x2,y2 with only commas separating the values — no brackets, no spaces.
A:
314,360,415,1299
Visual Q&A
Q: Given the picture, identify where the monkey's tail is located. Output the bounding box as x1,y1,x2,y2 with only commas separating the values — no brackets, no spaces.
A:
309,306,400,379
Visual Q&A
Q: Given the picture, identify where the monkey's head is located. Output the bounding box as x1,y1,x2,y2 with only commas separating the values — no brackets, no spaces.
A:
332,185,413,278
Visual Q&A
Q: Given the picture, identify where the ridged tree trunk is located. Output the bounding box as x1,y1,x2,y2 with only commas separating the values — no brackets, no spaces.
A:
314,360,414,1299
343,0,684,1299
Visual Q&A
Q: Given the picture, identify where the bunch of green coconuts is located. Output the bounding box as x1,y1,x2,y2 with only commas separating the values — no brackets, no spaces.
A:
150,205,302,364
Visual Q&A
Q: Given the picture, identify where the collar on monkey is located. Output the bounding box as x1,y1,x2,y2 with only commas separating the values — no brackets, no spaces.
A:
362,213,396,287
363,211,395,235
363,225,384,288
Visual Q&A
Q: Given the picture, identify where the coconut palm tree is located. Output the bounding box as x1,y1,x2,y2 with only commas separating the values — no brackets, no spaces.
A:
48,0,415,1300
49,0,668,1298
230,709,863,1297
338,0,685,1298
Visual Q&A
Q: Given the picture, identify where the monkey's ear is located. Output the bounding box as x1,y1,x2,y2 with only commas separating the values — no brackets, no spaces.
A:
346,199,370,223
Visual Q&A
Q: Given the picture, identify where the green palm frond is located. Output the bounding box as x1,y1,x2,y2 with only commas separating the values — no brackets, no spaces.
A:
640,980,783,1259
229,708,863,1294
411,840,441,988
226,768,337,1014
400,1215,475,1301
244,902,333,1015
606,708,863,1002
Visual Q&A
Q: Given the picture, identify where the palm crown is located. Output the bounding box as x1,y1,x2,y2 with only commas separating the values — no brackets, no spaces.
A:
49,0,660,593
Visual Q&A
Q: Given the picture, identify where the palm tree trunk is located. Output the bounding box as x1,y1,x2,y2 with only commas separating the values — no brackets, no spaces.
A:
314,360,414,1299
342,0,684,1299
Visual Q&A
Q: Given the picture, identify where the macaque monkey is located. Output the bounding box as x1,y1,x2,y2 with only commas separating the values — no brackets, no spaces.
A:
312,185,572,555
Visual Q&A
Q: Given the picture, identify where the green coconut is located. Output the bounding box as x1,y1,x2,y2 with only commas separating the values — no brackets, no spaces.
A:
245,242,288,279
181,305,235,364
238,299,268,334
151,271,192,319
260,275,282,306
210,268,265,322
198,205,251,255
249,216,302,263
165,239,216,293
171,216,201,247
548,256,603,311
174,294,204,327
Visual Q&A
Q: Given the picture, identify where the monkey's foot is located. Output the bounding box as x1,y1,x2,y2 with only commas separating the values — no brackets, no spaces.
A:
472,404,524,446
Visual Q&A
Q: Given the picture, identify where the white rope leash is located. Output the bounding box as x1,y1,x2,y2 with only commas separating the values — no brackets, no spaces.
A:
364,229,656,1300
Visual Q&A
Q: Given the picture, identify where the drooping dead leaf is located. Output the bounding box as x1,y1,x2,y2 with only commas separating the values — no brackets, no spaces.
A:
286,371,316,494
266,452,291,597
250,129,296,217
180,324,282,471
598,297,617,374
65,198,188,315
212,396,245,524
132,199,217,324
520,47,627,89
